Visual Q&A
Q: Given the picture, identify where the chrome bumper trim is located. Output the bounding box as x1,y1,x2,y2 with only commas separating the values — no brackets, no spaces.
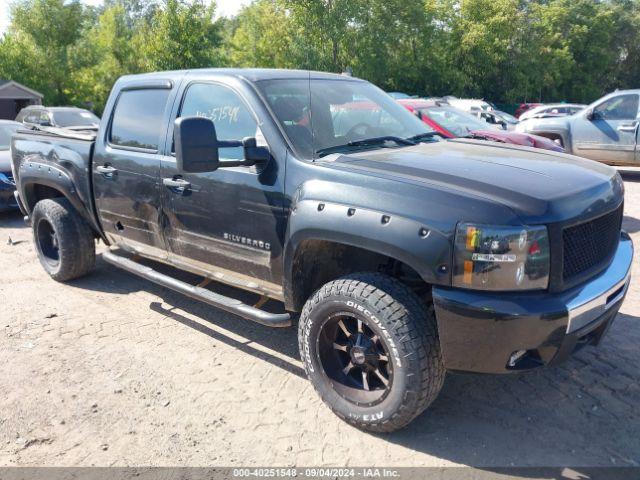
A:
566,234,633,334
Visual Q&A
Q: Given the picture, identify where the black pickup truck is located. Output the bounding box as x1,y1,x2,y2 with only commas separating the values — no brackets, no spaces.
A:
10,69,633,432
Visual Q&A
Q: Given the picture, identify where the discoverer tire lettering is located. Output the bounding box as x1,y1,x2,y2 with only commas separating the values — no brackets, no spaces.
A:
298,272,445,432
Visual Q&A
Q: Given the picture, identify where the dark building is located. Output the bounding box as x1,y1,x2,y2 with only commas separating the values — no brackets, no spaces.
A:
0,80,43,120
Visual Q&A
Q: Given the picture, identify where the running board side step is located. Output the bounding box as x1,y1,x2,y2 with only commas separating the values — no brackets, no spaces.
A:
102,251,291,328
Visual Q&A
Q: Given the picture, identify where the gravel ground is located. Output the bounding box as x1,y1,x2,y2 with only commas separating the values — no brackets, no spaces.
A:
0,169,639,469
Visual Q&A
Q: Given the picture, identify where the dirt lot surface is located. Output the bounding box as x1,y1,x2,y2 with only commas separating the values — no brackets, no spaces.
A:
1,170,639,469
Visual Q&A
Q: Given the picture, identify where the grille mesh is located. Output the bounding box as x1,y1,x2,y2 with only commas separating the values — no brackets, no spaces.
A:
562,206,622,281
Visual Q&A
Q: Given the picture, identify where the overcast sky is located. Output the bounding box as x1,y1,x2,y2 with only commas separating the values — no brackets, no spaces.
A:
0,0,252,34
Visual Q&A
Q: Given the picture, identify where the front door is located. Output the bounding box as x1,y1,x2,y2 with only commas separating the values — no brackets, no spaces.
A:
573,92,639,164
160,81,286,295
93,85,174,254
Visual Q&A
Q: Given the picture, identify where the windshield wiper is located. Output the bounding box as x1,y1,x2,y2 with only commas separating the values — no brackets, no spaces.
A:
315,136,416,158
348,135,416,147
66,125,99,131
405,132,442,142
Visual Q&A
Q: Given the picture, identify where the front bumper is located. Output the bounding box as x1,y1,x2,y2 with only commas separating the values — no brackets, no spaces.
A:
433,232,633,374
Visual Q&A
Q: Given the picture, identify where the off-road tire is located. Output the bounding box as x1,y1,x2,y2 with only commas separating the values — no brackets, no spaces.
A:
31,198,96,281
298,272,445,432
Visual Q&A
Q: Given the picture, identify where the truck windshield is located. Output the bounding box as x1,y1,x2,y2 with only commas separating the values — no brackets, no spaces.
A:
52,110,100,128
257,78,434,159
0,123,19,150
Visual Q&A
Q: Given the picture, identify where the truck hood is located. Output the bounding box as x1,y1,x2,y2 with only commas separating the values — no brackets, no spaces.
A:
323,139,622,224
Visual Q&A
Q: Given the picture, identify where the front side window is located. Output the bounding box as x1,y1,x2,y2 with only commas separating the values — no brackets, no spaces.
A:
110,89,170,150
594,94,639,121
180,83,258,160
24,111,41,124
39,111,52,126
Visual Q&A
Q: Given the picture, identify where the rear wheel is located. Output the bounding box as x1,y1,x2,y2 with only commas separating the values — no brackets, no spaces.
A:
298,272,445,432
32,198,96,281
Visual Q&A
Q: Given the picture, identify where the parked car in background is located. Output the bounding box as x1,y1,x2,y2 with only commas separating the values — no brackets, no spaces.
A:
443,96,494,113
387,91,416,100
519,103,587,122
0,120,21,212
517,90,639,165
515,102,543,118
399,99,563,152
16,106,100,130
474,109,519,130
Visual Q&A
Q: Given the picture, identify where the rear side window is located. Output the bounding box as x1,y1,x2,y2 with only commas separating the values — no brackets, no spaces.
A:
110,89,170,150
24,111,41,124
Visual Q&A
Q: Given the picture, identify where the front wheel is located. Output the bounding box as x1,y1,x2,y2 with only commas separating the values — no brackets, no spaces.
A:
298,273,445,432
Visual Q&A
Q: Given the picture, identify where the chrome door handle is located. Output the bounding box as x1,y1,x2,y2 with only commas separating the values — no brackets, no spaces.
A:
617,123,638,133
162,177,191,191
96,165,117,176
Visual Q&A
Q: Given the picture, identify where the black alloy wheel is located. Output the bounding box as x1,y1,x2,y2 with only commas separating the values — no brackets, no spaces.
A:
36,217,61,267
318,312,393,406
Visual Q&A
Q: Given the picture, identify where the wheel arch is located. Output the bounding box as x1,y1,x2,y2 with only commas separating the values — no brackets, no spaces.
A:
19,167,104,241
283,200,452,311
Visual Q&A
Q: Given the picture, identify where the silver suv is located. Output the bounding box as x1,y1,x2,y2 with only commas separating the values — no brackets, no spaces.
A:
517,90,639,165
15,106,100,131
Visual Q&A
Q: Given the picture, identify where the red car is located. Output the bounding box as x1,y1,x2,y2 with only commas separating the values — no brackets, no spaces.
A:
398,99,563,153
515,102,543,118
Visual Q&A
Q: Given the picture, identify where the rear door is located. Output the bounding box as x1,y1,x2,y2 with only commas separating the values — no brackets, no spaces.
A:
572,93,639,164
93,80,176,255
159,78,287,293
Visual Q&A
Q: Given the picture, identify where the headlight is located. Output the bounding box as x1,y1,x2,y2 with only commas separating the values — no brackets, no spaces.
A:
453,223,550,291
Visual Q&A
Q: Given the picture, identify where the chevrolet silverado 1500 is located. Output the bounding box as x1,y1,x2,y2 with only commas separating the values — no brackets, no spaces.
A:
11,69,633,432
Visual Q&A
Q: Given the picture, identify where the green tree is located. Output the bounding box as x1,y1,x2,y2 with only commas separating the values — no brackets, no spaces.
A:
136,0,225,71
0,0,95,105
69,4,141,113
228,0,295,68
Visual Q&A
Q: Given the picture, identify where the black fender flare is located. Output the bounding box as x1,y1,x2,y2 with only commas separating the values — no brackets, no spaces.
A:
18,161,105,241
282,199,452,309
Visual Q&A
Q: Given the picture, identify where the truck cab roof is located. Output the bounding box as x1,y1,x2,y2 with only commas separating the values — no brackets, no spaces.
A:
117,68,364,84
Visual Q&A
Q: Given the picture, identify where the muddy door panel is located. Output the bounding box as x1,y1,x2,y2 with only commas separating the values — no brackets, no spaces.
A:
93,86,172,251
161,81,286,285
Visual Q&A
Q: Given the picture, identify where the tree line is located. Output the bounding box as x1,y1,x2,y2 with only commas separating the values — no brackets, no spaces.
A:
1,0,638,114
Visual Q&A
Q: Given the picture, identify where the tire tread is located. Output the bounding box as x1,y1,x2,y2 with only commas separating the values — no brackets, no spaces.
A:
32,198,95,281
298,272,445,432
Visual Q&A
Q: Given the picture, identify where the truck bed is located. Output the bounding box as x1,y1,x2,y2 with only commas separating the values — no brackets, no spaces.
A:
11,127,101,234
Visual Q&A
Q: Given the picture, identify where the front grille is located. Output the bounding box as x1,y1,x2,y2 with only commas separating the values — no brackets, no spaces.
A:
562,205,622,281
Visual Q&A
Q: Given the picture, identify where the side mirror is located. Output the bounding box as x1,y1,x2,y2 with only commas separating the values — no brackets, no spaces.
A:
174,116,219,173
242,137,271,166
585,109,600,121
